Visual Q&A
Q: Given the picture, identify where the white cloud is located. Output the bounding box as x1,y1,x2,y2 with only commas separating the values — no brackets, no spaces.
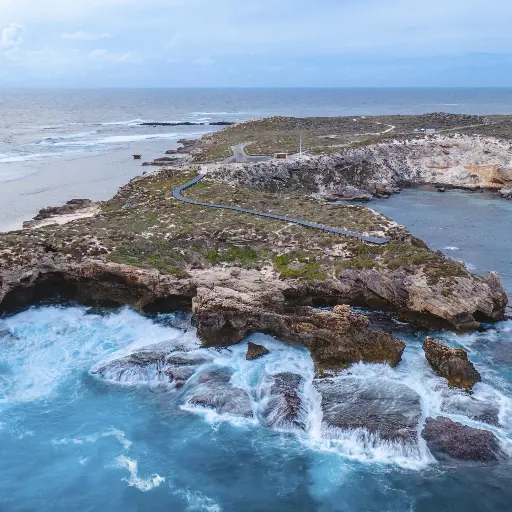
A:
193,56,215,66
88,48,132,63
0,23,24,50
61,30,111,41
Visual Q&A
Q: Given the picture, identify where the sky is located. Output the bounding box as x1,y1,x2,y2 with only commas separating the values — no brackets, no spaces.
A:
0,0,511,87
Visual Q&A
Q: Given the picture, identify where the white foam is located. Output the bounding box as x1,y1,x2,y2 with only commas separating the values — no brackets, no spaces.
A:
0,153,48,164
1,306,195,406
52,428,133,449
42,131,98,142
174,489,222,512
443,246,459,251
116,456,165,492
99,119,145,126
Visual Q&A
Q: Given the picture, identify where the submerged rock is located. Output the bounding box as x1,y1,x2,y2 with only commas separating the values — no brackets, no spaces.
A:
422,417,504,462
315,378,422,444
185,368,253,418
262,373,306,431
246,342,270,360
91,349,209,389
441,392,500,426
423,337,481,390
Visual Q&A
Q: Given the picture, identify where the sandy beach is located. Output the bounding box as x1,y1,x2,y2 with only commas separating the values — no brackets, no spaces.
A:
0,137,190,232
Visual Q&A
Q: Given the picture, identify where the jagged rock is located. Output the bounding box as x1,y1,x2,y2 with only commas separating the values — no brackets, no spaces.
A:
500,187,512,199
315,378,422,443
325,186,372,202
208,134,512,198
422,417,504,461
423,337,481,390
441,392,500,426
193,287,405,372
184,368,253,418
30,199,93,222
262,373,306,430
91,349,209,389
246,342,269,360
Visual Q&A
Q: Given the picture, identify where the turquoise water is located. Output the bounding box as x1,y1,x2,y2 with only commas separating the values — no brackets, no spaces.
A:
2,180,512,509
0,302,511,511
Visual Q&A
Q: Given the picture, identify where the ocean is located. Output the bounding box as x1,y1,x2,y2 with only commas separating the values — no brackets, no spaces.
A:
1,89,512,511
1,87,512,230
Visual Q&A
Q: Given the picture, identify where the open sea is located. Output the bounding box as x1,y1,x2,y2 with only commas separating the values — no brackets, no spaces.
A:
1,88,512,511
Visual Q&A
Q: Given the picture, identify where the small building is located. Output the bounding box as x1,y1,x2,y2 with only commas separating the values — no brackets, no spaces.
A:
425,129,437,134
275,153,288,159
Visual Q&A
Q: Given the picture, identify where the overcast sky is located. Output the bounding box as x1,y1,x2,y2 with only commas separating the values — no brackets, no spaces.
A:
1,0,511,87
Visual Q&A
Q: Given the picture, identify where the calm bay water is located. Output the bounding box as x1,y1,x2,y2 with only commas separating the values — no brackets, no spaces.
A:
1,89,512,511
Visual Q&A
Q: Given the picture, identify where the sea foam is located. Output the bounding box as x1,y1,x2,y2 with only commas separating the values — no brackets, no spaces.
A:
116,456,165,492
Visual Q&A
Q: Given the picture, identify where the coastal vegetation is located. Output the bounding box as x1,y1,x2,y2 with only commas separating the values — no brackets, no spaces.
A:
193,113,508,162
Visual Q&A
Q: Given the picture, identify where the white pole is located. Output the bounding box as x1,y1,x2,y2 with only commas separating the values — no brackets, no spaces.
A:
299,132,303,157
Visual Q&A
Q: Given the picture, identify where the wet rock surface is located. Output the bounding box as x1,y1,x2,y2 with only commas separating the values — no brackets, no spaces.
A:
262,373,306,431
315,378,422,443
422,417,504,462
423,337,481,390
440,392,501,426
246,342,270,360
185,368,253,418
91,348,209,388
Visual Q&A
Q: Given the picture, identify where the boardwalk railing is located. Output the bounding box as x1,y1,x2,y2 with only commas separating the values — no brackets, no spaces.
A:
172,175,389,245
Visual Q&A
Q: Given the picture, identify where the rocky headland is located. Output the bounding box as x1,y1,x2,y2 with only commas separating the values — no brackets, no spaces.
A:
206,134,512,201
1,112,510,464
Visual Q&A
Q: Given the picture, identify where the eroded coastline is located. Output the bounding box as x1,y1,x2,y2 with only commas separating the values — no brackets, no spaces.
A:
1,112,511,468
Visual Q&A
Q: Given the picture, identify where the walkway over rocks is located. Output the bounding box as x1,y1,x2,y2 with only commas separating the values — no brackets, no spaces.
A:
172,176,390,245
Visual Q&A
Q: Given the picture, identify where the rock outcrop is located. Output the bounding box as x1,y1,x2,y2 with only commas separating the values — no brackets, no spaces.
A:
315,378,422,444
0,253,507,366
338,267,507,330
422,417,504,462
262,373,306,431
246,342,269,360
91,347,210,389
193,286,406,372
183,368,253,418
423,337,481,390
32,199,94,221
207,134,512,200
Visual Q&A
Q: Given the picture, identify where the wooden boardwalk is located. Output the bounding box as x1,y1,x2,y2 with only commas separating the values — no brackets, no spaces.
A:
173,175,390,245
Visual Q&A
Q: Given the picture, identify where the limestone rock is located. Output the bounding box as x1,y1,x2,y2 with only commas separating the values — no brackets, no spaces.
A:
246,341,270,360
423,337,481,390
192,281,406,372
262,373,306,431
440,392,500,426
208,134,512,197
184,368,253,418
91,348,210,389
422,417,504,462
315,378,422,443
32,199,93,221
